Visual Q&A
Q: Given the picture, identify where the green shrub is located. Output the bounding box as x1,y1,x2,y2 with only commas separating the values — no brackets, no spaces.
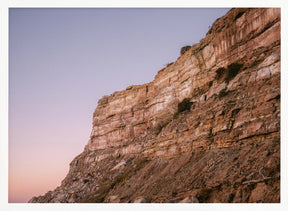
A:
180,45,191,55
177,98,192,113
173,98,192,119
225,63,243,82
208,81,213,87
215,67,226,80
215,63,242,83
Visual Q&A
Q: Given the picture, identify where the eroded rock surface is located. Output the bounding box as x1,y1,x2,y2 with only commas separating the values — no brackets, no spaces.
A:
29,8,280,203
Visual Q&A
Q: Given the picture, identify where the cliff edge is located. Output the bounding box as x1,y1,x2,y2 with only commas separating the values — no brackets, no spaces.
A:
29,8,280,203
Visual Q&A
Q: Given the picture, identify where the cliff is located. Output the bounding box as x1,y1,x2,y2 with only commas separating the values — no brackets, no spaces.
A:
29,8,280,203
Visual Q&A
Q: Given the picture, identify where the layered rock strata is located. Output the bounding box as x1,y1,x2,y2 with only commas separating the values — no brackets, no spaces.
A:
29,8,280,203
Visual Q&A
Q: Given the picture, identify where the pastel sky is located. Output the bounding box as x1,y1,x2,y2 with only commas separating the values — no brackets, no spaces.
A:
9,8,230,203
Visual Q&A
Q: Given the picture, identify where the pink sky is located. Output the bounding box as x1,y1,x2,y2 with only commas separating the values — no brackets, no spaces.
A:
9,146,78,202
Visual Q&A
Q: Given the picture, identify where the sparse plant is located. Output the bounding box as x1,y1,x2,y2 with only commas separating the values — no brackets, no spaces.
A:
180,45,191,55
215,63,242,83
225,63,243,82
215,67,226,80
173,98,192,119
177,98,192,113
208,81,213,87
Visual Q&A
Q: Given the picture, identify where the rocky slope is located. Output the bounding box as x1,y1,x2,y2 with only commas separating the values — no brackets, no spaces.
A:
29,8,280,203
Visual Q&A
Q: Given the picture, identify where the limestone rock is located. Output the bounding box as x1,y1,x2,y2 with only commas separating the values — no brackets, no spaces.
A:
179,196,199,203
107,195,120,203
249,183,267,203
133,197,151,203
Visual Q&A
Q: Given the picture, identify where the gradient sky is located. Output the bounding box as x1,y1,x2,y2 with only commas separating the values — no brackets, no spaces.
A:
9,8,230,203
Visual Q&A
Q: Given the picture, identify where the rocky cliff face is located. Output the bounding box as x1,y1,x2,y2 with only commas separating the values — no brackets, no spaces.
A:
29,8,280,203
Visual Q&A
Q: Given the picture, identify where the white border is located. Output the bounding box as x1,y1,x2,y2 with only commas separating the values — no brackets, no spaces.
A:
4,0,288,8
1,0,288,211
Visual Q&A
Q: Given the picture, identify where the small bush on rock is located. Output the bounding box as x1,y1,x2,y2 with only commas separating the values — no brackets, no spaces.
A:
173,98,192,119
215,63,243,83
177,98,192,113
215,67,226,80
225,63,243,82
180,45,191,55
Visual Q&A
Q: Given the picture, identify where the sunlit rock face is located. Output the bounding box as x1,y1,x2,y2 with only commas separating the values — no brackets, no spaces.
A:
29,8,280,203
